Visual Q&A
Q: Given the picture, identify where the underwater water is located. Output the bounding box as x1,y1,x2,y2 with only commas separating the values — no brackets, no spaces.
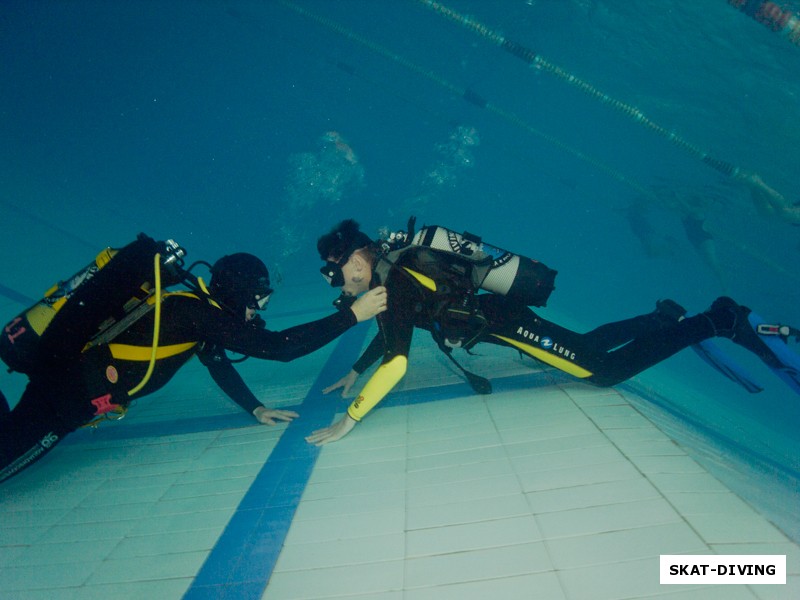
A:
1,0,799,593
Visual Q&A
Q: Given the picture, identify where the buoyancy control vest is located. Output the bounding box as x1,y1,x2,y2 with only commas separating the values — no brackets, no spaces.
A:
0,237,185,375
377,220,557,307
372,219,558,394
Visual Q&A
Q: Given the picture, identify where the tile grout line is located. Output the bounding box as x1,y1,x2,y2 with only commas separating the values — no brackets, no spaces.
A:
562,384,728,556
182,323,371,600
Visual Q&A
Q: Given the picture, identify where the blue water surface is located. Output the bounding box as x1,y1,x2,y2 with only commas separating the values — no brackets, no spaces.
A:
1,0,799,539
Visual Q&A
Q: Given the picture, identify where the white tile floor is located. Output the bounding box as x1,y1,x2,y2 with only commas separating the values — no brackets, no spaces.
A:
1,322,798,599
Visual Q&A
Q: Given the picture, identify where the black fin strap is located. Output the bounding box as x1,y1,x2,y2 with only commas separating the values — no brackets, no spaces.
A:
441,347,492,395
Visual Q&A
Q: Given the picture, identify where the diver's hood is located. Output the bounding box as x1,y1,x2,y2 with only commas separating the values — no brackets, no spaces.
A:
209,253,271,313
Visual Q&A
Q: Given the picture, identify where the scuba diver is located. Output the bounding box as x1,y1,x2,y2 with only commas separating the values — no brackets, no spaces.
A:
623,186,726,287
0,234,387,483
306,218,800,446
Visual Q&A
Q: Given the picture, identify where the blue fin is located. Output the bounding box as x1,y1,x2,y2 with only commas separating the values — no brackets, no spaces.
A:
691,339,764,393
746,311,800,395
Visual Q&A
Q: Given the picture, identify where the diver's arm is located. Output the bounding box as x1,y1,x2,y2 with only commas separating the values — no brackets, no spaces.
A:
308,287,414,445
306,355,408,446
346,275,414,421
322,332,384,397
199,344,299,424
205,288,386,362
346,355,408,421
200,309,355,363
198,344,263,414
353,333,384,373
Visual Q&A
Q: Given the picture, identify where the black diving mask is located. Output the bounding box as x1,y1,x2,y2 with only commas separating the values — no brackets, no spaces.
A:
320,235,367,288
247,284,274,311
320,261,345,288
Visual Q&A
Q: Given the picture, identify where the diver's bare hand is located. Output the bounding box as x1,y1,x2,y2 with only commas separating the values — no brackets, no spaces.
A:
322,370,359,396
349,286,387,322
252,407,299,425
305,415,357,446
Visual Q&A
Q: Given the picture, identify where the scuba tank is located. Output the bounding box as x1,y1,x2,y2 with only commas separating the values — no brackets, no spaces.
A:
383,219,557,307
1,239,185,375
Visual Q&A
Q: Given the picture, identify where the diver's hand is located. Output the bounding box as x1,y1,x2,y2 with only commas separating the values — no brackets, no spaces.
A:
252,406,299,425
322,370,359,396
305,415,357,446
349,286,387,322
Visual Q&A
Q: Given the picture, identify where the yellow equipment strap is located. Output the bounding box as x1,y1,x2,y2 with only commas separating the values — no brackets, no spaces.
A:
196,276,221,309
491,334,593,378
109,341,197,361
148,290,198,303
402,267,437,292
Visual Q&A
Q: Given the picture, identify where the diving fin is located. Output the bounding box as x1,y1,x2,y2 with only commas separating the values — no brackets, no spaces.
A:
744,311,800,395
691,340,764,393
685,310,764,393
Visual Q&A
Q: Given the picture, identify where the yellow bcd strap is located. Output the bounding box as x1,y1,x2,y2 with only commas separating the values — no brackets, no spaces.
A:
402,267,437,292
82,263,214,428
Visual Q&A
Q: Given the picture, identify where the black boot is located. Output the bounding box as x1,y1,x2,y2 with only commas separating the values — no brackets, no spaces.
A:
655,299,687,325
703,296,743,338
703,296,783,366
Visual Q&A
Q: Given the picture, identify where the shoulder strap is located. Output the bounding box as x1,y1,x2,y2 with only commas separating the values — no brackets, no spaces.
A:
83,290,204,351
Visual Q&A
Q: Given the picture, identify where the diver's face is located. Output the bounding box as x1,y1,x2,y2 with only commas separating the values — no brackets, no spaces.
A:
245,293,270,321
337,251,372,296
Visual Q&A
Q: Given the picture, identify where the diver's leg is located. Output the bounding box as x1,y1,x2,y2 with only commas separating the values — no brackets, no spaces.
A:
0,374,93,484
583,299,686,350
477,296,606,379
583,313,717,386
477,295,718,386
0,388,8,415
0,389,64,483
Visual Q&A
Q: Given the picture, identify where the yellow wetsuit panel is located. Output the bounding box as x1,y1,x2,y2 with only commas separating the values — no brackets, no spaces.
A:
491,334,593,378
348,355,408,421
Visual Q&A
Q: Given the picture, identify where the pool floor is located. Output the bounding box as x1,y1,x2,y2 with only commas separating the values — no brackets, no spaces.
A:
1,322,797,599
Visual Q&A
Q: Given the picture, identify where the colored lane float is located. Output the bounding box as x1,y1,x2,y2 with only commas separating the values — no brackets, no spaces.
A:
415,0,739,179
728,0,800,47
277,0,799,281
278,0,651,196
286,0,793,218
413,0,798,233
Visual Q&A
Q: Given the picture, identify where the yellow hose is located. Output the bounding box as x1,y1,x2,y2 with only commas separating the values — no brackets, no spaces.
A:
127,253,162,396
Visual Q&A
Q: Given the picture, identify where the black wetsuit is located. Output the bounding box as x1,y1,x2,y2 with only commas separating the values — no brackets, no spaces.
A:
350,247,717,410
0,237,356,483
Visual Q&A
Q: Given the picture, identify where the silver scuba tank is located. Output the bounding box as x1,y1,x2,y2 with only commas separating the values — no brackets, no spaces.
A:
410,225,557,307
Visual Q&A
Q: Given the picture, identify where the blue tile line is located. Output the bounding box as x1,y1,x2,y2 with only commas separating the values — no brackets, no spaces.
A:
182,322,372,600
63,363,800,489
53,328,800,598
63,366,568,444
